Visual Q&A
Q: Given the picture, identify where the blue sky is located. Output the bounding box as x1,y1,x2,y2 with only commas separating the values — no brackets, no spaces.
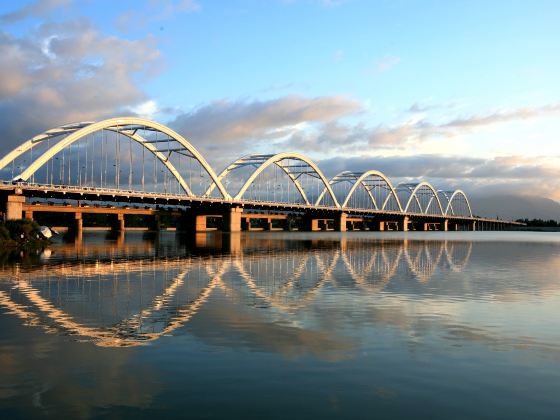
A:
0,0,559,199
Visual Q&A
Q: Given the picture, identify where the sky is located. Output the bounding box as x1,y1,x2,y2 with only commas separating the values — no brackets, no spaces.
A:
0,0,559,200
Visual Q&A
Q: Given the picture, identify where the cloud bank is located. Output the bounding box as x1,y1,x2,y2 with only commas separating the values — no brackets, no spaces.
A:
169,95,361,144
0,0,71,24
0,19,161,151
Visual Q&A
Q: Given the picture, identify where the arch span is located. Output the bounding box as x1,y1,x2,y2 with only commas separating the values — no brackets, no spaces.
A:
0,117,230,199
397,182,445,215
206,152,340,206
442,189,473,217
320,170,404,211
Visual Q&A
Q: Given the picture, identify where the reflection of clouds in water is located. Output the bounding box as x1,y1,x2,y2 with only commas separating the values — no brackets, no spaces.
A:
0,235,559,358
0,331,162,416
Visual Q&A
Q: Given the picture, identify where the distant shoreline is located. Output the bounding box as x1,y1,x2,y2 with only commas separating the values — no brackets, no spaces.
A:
511,227,560,232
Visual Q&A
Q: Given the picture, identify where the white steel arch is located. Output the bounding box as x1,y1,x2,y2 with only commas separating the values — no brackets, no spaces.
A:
207,152,340,206
397,182,445,215
0,121,95,171
443,189,473,217
320,170,404,211
1,117,231,199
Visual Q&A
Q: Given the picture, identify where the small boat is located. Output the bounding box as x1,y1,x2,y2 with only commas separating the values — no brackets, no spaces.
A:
39,226,53,239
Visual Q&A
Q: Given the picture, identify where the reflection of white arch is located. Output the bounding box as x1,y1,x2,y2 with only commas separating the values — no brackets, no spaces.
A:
206,152,340,206
319,170,404,211
0,117,230,199
404,241,445,283
397,182,445,215
341,244,403,291
443,241,473,272
230,250,340,311
2,260,230,347
0,240,473,347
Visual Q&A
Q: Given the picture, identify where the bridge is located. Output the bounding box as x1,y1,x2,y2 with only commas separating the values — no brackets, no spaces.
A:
0,117,518,234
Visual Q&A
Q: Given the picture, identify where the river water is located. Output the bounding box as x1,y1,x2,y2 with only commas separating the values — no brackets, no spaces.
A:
0,231,559,419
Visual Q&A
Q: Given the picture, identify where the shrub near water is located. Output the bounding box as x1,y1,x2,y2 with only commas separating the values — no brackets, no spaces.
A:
0,219,47,246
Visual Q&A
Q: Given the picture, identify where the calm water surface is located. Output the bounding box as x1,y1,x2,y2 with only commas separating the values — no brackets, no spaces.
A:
1,231,559,419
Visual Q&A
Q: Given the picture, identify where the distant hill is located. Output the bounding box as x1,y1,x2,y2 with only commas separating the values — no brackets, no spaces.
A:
469,194,560,221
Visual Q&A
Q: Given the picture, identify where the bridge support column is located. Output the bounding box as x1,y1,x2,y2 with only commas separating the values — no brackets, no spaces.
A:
25,210,33,220
442,219,448,231
73,213,83,240
378,221,385,231
399,216,410,232
223,206,243,232
423,222,430,231
305,217,321,232
116,213,125,232
195,215,208,232
264,218,273,231
148,214,161,232
176,210,199,232
470,221,476,231
334,213,347,232
5,195,25,220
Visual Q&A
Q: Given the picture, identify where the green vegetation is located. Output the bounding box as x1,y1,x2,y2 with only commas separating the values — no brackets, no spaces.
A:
0,219,50,248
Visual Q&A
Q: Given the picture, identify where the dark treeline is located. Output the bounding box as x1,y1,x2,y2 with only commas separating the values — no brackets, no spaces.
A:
516,218,560,227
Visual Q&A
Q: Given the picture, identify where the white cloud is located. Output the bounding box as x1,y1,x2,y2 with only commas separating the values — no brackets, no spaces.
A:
0,0,71,24
127,100,159,119
0,19,162,151
116,0,200,33
169,95,362,145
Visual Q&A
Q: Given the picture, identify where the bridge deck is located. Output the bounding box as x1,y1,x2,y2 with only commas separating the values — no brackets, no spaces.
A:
0,181,522,226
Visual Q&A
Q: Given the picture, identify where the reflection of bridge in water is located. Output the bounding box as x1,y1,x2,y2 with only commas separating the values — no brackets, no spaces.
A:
0,236,472,347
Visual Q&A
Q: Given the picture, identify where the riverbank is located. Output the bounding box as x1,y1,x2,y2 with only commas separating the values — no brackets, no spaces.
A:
0,219,51,248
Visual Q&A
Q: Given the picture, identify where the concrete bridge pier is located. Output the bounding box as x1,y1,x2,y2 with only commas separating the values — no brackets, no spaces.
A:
449,222,460,231
304,217,322,231
194,214,209,232
148,214,161,232
71,213,83,242
399,216,410,232
223,206,243,232
111,213,125,232
334,212,347,232
4,195,25,220
176,206,243,232
176,210,212,232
